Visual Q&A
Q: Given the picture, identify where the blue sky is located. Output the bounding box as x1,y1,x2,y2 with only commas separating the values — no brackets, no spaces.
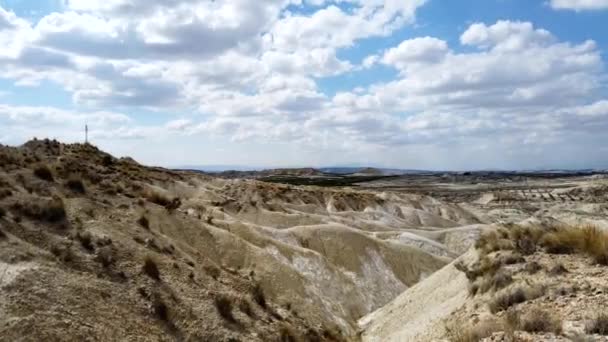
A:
0,0,607,170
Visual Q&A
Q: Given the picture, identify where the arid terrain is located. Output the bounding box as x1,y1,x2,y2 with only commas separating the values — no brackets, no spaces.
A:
1,139,607,341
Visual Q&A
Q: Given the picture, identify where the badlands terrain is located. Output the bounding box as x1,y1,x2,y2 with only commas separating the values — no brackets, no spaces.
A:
1,139,608,341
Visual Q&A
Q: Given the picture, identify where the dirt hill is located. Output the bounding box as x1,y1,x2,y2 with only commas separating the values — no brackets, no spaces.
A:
0,139,481,341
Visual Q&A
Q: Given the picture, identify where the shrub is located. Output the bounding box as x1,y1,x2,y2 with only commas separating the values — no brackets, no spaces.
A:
33,164,54,182
95,246,113,267
239,299,254,318
76,231,95,251
524,261,543,274
214,295,236,323
65,177,86,194
12,197,66,223
204,264,220,280
278,324,297,342
478,271,513,294
445,319,501,342
489,285,546,313
0,206,5,219
519,309,562,334
143,256,161,280
137,215,150,229
50,244,74,262
548,263,568,276
586,313,608,335
252,284,267,309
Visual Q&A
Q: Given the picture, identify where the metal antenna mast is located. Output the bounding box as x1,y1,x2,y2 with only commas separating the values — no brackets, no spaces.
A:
85,124,88,144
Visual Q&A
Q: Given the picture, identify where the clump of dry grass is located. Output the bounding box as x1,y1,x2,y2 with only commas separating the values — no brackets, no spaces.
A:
95,246,114,267
214,295,236,323
586,313,608,335
239,299,254,318
541,225,608,265
33,164,54,182
252,283,267,309
50,244,73,262
489,285,546,313
137,215,150,229
143,256,161,280
471,271,513,296
76,231,95,251
65,177,86,194
518,309,562,334
144,190,181,211
445,319,502,342
548,263,568,276
524,261,543,274
12,197,66,223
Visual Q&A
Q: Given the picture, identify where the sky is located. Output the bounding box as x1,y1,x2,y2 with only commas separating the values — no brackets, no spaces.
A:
0,0,607,170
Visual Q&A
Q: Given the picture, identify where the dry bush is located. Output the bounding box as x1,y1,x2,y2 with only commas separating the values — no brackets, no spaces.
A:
33,164,54,182
548,263,568,276
252,283,267,309
137,215,150,229
239,299,254,318
144,190,180,210
524,261,543,274
50,244,74,262
278,323,298,342
445,319,502,342
489,285,546,313
518,309,562,334
214,295,236,323
460,256,503,281
204,264,220,280
95,246,114,267
151,294,170,322
65,177,86,194
0,206,5,219
12,197,66,223
76,231,95,251
143,256,161,280
541,226,608,265
473,271,514,295
586,313,608,335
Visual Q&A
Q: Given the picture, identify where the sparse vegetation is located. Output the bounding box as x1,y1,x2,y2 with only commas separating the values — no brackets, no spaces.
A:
548,263,568,276
445,319,501,342
12,197,66,223
65,177,86,194
214,295,236,323
137,215,150,229
143,256,161,280
252,283,267,309
489,285,546,313
33,164,54,182
470,270,513,296
518,309,562,334
95,246,113,267
76,231,95,251
239,299,254,318
586,313,608,335
0,206,5,219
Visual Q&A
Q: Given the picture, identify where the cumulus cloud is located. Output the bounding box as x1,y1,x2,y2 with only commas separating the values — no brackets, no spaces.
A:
0,0,607,168
550,0,608,10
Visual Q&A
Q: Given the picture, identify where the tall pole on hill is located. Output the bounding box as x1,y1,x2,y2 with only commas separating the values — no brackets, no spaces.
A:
85,124,88,144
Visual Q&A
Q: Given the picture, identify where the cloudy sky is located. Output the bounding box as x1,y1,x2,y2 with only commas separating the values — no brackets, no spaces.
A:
0,0,607,170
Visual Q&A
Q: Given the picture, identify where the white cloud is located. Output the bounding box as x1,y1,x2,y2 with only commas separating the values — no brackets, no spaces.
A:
0,0,607,169
550,0,608,10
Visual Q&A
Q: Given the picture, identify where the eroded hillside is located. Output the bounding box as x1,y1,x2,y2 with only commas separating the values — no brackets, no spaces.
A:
0,140,485,341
